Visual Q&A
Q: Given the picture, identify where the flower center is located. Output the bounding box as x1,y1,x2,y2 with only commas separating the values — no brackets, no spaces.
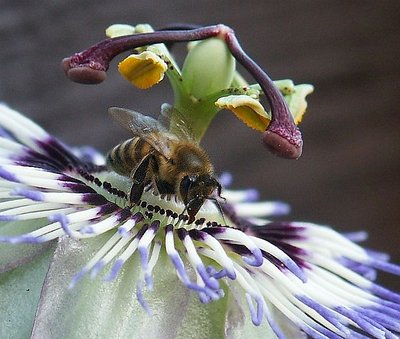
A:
78,168,227,230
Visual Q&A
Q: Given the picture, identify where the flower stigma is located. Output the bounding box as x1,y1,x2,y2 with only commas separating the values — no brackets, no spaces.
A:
1,22,399,339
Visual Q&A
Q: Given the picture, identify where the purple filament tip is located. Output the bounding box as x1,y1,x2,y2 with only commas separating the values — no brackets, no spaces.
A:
368,259,400,276
117,226,130,237
144,273,153,291
246,294,264,326
243,247,264,267
297,295,345,331
208,267,227,279
265,314,285,339
169,252,219,299
104,259,124,281
357,308,400,332
90,260,106,278
169,254,190,284
197,264,219,290
283,258,307,283
339,257,377,280
80,225,94,234
11,188,44,201
336,306,386,338
244,188,259,202
370,284,400,304
136,282,152,315
139,246,149,270
69,268,89,289
50,213,73,237
0,234,41,244
198,291,211,304
219,172,233,187
366,249,390,262
0,167,20,183
342,231,369,242
0,215,18,221
272,202,291,216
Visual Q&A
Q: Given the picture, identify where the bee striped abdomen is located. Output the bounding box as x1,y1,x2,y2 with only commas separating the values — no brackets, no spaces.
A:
107,138,140,176
133,138,152,163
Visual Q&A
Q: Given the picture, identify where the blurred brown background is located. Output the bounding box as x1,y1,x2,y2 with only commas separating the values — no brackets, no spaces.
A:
0,1,399,289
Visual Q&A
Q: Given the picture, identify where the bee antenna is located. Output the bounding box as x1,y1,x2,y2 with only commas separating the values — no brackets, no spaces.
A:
207,197,227,226
213,181,227,203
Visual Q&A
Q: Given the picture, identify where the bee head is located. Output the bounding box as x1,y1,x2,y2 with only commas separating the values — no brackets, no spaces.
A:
179,174,221,223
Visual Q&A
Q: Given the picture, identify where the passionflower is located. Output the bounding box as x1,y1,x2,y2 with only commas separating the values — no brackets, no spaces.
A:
1,23,399,338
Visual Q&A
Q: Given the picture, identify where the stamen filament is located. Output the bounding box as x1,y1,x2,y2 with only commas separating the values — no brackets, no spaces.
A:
80,212,126,234
190,230,236,279
117,213,143,237
178,228,219,290
69,232,122,288
209,227,264,266
231,261,266,325
307,254,374,290
0,198,45,211
223,188,259,203
306,267,378,306
165,225,216,299
144,240,162,288
116,240,141,266
0,136,27,153
91,234,133,278
138,222,160,289
105,229,141,281
256,278,343,338
250,236,307,282
2,206,73,220
0,105,48,150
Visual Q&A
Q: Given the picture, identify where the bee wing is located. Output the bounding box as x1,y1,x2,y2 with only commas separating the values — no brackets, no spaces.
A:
109,107,177,159
159,103,197,142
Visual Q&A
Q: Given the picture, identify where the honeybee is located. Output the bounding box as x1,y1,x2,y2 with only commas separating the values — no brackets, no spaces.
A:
107,105,223,223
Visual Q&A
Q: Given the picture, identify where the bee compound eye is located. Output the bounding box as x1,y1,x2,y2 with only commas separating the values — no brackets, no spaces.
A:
179,176,192,196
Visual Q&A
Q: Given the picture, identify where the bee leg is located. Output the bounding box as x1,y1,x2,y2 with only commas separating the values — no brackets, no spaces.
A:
129,154,153,204
154,179,175,195
185,198,203,225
